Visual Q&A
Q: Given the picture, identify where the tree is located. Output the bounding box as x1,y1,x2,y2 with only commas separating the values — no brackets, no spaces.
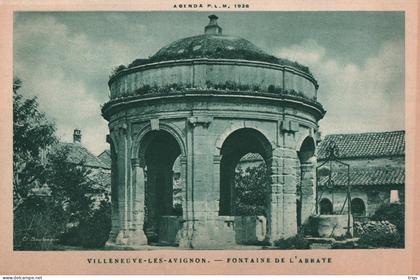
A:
13,78,111,249
13,77,57,210
45,146,111,248
234,162,271,216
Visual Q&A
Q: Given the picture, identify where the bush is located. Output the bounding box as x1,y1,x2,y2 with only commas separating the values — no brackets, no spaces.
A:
59,198,111,249
357,231,401,248
14,197,67,250
371,202,404,247
371,203,404,232
79,199,112,248
274,233,310,249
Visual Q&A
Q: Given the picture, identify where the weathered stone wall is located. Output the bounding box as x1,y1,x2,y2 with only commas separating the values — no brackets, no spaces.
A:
109,59,317,100
318,186,403,217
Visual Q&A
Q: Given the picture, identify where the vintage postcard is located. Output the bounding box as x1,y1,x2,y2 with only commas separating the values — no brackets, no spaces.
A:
0,0,419,275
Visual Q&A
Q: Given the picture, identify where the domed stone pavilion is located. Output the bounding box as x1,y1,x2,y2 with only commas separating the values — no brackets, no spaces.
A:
102,15,325,249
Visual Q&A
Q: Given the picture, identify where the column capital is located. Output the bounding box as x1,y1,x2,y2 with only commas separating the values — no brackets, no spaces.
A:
188,115,213,128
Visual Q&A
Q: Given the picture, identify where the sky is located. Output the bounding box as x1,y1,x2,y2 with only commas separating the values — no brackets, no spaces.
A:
13,12,405,155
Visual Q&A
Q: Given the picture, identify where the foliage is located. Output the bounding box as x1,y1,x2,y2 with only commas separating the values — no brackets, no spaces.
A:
60,198,111,248
13,78,111,250
233,162,271,216
370,202,405,247
109,64,127,78
45,146,111,248
357,230,401,248
274,233,310,249
13,78,57,210
13,196,67,250
45,147,96,215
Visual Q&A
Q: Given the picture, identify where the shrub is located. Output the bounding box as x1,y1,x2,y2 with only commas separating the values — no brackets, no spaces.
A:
78,199,112,248
370,202,404,247
274,233,310,249
14,197,67,250
59,198,111,249
357,231,401,248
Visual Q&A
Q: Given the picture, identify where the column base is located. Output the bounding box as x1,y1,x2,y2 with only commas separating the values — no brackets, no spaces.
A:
108,229,148,246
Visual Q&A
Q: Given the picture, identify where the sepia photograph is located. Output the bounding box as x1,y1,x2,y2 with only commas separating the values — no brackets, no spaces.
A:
1,1,419,275
12,11,406,251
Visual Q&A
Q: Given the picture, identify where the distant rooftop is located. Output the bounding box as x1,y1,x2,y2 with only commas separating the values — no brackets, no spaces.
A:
318,166,404,187
318,130,405,160
57,142,110,170
98,150,111,167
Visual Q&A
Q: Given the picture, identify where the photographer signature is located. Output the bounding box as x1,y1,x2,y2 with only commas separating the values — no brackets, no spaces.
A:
22,236,58,242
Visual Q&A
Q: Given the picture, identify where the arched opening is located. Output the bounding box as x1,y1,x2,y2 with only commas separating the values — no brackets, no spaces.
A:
219,128,272,216
141,130,182,244
319,198,333,215
298,137,315,163
351,198,366,217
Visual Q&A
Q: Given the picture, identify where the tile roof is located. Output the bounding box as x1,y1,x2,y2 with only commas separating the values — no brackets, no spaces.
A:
98,149,111,168
240,153,264,162
57,142,110,170
318,166,404,187
318,130,405,160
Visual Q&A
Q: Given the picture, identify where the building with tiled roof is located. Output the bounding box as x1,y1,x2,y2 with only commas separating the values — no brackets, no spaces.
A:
316,130,405,218
318,130,405,160
98,150,112,168
57,142,110,170
33,130,111,199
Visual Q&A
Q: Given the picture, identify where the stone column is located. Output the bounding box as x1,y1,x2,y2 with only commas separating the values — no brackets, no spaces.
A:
125,158,148,245
144,164,158,241
178,115,235,249
267,145,298,243
106,137,120,245
300,158,317,225
114,126,130,245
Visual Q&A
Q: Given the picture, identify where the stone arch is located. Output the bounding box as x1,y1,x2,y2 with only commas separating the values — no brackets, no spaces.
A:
351,198,366,217
297,135,316,163
215,122,275,156
319,198,333,215
131,122,187,163
138,129,183,243
129,122,186,244
218,127,273,216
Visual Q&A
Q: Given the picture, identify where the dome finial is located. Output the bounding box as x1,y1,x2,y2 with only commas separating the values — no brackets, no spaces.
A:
205,14,222,35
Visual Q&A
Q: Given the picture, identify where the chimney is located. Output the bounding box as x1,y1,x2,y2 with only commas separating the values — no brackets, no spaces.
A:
73,129,82,143
204,15,222,35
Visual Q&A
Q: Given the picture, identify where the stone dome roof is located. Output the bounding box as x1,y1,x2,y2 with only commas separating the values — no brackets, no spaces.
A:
127,15,311,75
151,34,278,64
